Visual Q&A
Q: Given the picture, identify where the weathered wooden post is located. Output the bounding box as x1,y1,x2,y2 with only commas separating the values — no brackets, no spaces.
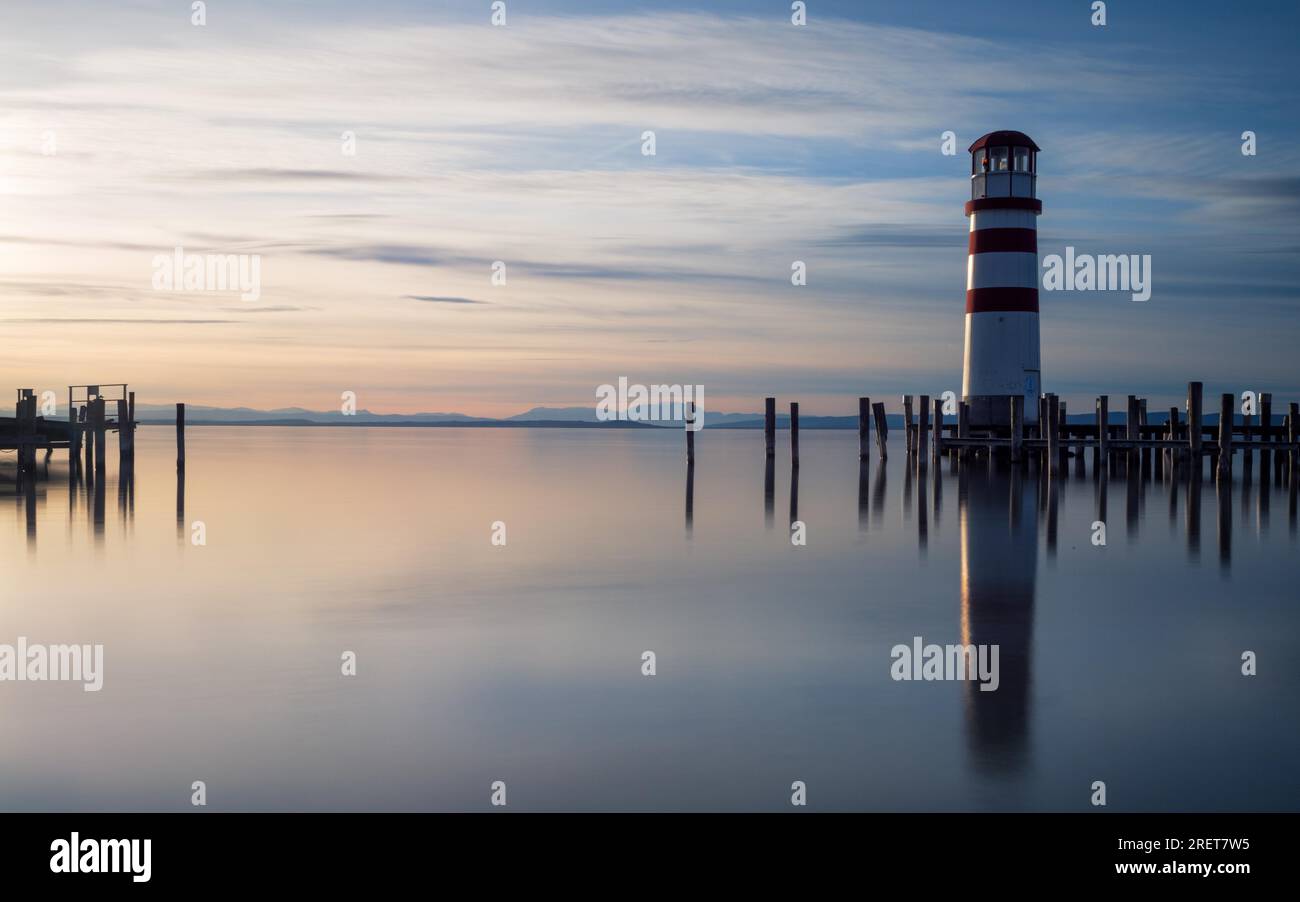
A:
16,391,33,473
1188,381,1203,462
1288,403,1298,480
902,395,915,455
871,402,888,460
1009,396,1023,463
764,397,775,458
83,403,94,476
127,391,136,462
1259,392,1272,471
957,401,970,459
685,401,695,464
789,402,800,466
92,398,107,475
932,398,943,464
1138,398,1151,475
71,408,83,470
1217,393,1233,478
117,398,133,464
917,394,930,461
176,402,186,471
1059,398,1069,471
1167,407,1179,471
1096,395,1109,465
858,397,870,461
1047,394,1061,476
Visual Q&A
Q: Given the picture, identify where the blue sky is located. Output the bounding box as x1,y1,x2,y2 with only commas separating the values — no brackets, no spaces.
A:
0,0,1296,415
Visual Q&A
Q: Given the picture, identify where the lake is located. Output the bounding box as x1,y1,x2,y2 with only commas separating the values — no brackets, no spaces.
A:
2,426,1297,811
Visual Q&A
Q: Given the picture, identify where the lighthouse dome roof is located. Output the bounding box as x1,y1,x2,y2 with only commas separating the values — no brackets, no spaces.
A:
968,130,1040,152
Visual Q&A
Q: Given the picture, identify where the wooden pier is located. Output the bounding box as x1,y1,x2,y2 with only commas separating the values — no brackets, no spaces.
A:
3,384,187,480
701,382,1299,482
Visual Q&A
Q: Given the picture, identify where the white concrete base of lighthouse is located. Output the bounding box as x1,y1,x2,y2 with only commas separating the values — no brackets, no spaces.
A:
962,311,1041,427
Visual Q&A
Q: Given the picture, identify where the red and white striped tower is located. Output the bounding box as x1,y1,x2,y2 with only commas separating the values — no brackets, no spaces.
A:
962,130,1042,428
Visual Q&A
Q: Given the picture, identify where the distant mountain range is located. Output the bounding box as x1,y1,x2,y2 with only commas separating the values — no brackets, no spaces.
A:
128,403,1251,428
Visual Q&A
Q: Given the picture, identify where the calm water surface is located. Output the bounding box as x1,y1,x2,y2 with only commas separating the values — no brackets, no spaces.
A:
2,426,1297,811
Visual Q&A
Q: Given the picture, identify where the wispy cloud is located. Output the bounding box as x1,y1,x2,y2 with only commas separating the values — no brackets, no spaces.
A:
404,295,488,305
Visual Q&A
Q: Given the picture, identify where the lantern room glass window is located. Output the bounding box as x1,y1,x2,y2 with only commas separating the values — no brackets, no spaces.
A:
1013,147,1032,172
990,146,1010,172
971,148,988,174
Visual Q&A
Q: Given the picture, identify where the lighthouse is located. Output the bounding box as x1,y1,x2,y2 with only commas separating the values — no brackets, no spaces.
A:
962,131,1042,428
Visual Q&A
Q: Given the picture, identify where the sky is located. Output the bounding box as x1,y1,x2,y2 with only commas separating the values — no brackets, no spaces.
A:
1,0,1297,417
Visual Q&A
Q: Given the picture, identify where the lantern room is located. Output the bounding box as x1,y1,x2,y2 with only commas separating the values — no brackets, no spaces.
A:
969,130,1040,201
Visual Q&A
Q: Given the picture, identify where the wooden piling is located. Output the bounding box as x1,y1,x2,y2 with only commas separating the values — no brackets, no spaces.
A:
858,397,870,461
1288,404,1298,479
1009,395,1023,463
790,402,800,466
71,406,83,469
763,397,775,457
903,396,915,454
92,398,106,474
1096,395,1109,462
685,401,695,464
871,402,888,460
117,398,132,462
1059,398,1069,469
1188,381,1203,459
1047,394,1060,476
932,398,943,464
84,404,95,475
16,392,34,473
176,402,186,471
1259,392,1272,469
917,394,930,459
127,391,136,459
1168,406,1179,470
1126,394,1139,446
1217,393,1233,478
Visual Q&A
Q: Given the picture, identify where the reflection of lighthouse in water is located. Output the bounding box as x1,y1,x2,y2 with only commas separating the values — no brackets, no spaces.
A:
959,470,1036,773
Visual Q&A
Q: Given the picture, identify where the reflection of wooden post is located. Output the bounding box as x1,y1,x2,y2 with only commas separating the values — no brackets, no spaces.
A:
685,401,695,464
871,402,888,460
763,397,775,458
789,402,799,466
1010,396,1023,463
176,402,186,471
1217,393,1233,478
858,397,870,461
